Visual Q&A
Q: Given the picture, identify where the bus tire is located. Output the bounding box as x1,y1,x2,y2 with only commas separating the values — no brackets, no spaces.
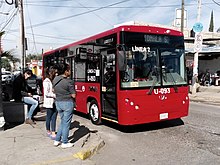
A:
89,100,101,125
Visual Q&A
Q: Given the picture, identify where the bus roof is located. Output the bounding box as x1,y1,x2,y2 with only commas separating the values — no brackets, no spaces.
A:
43,23,183,56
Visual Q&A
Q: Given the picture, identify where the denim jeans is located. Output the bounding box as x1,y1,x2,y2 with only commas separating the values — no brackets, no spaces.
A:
55,101,74,144
46,107,58,132
23,97,39,119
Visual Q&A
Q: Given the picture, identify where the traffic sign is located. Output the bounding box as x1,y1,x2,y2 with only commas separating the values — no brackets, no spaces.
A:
194,33,203,52
193,22,203,33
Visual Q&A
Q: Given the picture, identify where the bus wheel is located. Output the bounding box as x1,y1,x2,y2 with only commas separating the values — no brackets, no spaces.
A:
89,100,101,125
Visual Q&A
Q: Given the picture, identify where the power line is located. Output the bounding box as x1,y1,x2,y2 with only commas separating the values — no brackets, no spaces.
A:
11,0,131,31
0,8,18,31
8,1,220,32
212,0,220,6
24,2,217,9
75,1,113,27
29,0,74,2
25,33,80,40
25,0,38,54
5,0,14,5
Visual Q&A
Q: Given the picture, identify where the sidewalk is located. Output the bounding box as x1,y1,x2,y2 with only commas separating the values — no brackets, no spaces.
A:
189,85,220,105
0,112,105,165
1,85,219,165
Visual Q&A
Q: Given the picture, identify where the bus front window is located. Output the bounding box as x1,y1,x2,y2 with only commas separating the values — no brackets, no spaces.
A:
120,47,187,88
161,48,187,86
120,47,161,88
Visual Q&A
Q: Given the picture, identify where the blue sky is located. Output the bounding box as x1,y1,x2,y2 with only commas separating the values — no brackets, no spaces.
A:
0,0,220,57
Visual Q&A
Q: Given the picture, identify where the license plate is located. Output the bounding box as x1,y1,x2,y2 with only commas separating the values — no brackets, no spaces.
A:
160,113,168,120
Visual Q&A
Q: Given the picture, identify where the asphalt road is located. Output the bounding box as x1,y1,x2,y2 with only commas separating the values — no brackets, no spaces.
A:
81,102,220,165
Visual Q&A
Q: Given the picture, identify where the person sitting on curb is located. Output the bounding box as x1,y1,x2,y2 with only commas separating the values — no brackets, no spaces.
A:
12,69,39,125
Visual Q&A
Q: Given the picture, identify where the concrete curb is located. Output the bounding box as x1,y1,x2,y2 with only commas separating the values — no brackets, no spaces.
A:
73,136,105,160
189,96,220,106
31,133,105,165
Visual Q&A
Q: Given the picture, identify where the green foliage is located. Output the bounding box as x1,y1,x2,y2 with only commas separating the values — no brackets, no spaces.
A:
25,53,42,63
1,50,19,71
1,58,11,70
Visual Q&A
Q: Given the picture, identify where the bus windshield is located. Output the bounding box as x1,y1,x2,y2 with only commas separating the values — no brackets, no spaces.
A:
120,32,187,88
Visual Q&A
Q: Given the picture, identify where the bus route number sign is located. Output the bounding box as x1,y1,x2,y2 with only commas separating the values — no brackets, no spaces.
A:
154,88,171,95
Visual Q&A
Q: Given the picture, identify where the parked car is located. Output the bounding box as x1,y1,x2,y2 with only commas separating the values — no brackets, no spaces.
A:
1,71,12,84
5,73,19,86
216,70,220,76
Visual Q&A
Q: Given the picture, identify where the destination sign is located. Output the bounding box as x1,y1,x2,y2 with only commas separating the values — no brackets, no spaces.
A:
144,35,170,44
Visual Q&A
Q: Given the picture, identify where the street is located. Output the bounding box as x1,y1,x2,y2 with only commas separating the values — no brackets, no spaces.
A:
82,102,220,165
1,101,220,165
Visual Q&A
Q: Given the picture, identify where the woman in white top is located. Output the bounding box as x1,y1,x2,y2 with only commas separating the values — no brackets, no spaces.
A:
43,66,57,139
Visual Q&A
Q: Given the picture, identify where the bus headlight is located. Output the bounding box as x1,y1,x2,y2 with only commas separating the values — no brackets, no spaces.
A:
125,98,129,103
135,105,139,110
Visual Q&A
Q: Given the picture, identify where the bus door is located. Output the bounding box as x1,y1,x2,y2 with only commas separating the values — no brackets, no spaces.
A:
101,49,117,120
64,56,74,79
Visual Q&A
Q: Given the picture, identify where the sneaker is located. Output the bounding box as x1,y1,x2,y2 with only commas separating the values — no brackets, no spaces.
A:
61,143,74,149
53,141,61,147
50,135,56,140
46,132,51,137
25,119,35,125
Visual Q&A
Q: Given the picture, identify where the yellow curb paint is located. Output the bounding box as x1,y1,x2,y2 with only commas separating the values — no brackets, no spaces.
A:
73,140,105,160
32,140,105,164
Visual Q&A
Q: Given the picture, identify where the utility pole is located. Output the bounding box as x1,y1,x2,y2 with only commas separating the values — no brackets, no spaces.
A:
0,34,5,131
192,0,202,95
18,0,26,72
181,0,184,32
197,0,201,23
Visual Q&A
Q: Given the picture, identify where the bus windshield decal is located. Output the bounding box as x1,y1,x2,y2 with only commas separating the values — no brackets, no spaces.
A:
132,46,148,53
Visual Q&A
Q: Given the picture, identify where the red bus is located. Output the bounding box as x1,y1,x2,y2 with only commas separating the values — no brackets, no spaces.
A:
42,24,189,125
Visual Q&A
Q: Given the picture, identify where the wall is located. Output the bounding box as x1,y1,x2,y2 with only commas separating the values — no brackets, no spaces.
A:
199,55,220,74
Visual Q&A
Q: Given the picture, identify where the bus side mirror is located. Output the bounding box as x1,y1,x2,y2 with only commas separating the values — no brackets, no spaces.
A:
118,51,126,71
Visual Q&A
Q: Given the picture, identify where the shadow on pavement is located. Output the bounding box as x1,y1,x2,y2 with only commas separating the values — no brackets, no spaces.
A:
3,122,23,131
102,118,184,133
73,110,184,133
68,121,98,143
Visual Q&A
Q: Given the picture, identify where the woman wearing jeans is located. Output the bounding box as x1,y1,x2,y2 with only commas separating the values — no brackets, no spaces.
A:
43,66,57,139
52,63,76,149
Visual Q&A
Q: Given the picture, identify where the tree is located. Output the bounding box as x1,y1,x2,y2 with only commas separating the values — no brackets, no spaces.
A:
208,10,214,32
1,50,20,71
25,53,42,63
0,32,17,130
1,58,11,70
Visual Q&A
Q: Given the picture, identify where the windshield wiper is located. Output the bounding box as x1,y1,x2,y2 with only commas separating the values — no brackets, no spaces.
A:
147,66,159,95
167,71,178,93
161,65,178,93
147,77,158,95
